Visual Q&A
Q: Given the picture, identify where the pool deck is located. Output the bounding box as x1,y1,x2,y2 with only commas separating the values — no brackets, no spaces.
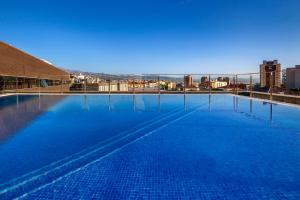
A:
19,108,300,199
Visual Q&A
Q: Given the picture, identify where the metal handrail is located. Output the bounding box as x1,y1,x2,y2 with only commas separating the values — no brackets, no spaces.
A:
0,71,296,103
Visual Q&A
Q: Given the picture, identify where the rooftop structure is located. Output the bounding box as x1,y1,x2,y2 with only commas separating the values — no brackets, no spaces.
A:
260,60,281,88
0,41,69,91
184,75,193,88
286,65,300,89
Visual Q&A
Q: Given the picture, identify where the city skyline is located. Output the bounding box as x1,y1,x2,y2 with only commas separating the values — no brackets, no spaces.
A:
1,0,300,74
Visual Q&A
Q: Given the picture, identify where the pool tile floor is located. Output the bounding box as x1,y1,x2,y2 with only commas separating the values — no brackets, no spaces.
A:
21,111,300,200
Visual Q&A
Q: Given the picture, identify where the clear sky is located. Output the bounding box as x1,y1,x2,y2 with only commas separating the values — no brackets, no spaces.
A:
0,0,300,74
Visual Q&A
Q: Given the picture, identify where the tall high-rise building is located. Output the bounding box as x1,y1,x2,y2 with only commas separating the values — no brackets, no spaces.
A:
260,60,281,88
184,75,193,88
286,65,300,89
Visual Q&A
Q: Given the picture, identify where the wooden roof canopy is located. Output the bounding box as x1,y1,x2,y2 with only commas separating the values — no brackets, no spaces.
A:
0,41,69,80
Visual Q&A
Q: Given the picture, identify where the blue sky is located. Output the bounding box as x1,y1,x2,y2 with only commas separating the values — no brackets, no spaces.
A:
0,0,300,74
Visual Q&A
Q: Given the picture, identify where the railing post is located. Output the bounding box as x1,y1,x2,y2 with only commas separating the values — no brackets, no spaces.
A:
235,74,238,95
15,77,18,93
157,75,161,111
84,78,87,94
3,77,6,91
183,75,186,95
38,76,41,95
270,72,273,101
133,77,135,95
208,75,211,94
250,74,253,97
61,78,63,94
108,77,111,95
158,75,160,95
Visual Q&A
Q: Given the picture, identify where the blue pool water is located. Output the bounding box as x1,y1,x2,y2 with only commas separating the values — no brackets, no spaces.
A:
0,94,299,199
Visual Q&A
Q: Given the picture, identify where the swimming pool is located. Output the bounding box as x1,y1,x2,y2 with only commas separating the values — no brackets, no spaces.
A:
0,94,299,199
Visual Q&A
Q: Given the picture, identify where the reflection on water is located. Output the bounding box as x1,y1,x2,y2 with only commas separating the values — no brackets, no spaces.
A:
0,95,66,142
0,94,280,144
234,95,278,123
209,94,211,112
0,94,292,146
250,99,253,113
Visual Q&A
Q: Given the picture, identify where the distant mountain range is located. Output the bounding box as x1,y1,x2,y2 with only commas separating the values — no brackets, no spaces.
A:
65,69,260,84
65,69,183,82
